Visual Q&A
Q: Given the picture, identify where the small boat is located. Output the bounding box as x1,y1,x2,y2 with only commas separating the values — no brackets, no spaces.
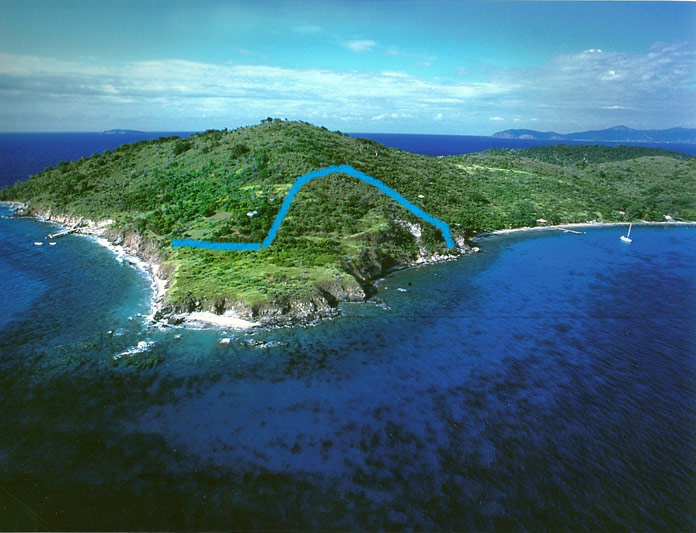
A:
33,241,43,246
620,223,633,243
49,241,57,246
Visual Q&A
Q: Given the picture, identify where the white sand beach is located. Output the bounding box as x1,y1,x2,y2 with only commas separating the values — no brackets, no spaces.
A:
477,220,696,239
185,311,259,330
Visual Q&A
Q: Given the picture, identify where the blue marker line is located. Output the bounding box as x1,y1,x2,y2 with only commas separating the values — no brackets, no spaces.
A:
172,165,456,251
171,239,261,251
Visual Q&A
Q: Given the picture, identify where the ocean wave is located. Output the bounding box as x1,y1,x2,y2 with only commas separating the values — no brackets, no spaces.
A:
113,340,156,360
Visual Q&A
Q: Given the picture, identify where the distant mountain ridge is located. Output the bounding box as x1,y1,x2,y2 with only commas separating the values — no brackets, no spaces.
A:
100,129,145,135
493,125,696,144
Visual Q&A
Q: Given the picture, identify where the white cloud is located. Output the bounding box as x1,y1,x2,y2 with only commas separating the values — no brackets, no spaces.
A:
371,113,394,121
487,40,696,130
601,69,620,81
0,40,693,133
371,112,412,121
0,52,511,131
344,39,377,53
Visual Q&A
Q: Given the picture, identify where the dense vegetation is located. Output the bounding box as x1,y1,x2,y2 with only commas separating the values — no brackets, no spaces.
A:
2,120,695,318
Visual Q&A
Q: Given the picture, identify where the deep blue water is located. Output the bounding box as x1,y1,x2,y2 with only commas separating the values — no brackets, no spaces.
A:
0,132,194,188
2,131,694,188
1,199,694,530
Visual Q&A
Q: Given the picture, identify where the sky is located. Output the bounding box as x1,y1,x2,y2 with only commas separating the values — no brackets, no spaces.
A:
0,0,694,134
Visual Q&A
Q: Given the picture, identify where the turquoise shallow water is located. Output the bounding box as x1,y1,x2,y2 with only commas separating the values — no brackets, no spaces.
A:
1,207,695,530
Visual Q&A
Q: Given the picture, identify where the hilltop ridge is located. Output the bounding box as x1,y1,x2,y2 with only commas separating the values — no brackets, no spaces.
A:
2,120,695,325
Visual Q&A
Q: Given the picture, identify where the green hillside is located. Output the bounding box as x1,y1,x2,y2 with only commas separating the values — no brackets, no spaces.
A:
2,120,695,322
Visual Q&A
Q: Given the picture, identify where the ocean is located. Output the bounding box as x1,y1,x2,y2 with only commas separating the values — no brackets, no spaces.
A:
1,134,695,530
0,132,195,188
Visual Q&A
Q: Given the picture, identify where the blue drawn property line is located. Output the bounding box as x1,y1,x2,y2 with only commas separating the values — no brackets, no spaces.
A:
171,164,456,251
171,239,261,251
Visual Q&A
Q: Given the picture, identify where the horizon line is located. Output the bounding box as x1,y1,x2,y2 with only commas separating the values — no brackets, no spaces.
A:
1,123,694,136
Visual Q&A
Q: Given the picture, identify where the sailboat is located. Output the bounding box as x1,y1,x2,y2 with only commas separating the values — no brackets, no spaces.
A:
620,223,633,243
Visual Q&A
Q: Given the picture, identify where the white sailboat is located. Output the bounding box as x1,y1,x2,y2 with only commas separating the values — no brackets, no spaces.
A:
620,223,633,243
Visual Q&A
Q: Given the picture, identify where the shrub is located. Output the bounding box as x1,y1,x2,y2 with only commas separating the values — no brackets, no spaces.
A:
173,140,192,156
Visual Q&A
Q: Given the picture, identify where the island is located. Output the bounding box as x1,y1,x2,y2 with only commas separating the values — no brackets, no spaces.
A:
493,125,696,144
99,129,146,135
2,120,695,326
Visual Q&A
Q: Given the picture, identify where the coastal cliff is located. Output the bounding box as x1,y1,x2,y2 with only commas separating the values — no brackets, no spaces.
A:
12,203,469,327
2,120,695,326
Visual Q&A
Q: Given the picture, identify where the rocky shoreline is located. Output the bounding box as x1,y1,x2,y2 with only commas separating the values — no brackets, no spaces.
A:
5,201,173,322
9,201,693,330
3,202,474,329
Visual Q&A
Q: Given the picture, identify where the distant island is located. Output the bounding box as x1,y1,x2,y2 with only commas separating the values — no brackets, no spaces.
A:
2,120,695,326
493,125,696,144
100,129,145,135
